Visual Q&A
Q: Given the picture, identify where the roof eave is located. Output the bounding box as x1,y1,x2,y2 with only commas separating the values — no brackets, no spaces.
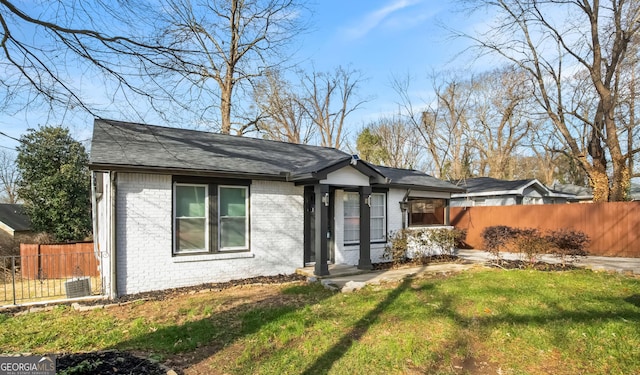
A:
88,163,288,181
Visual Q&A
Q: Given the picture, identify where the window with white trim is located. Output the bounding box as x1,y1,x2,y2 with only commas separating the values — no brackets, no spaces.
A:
175,184,209,253
173,180,249,255
343,192,387,244
370,193,386,242
219,186,248,250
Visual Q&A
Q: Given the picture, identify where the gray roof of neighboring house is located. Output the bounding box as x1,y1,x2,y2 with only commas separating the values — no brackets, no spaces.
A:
549,182,593,200
90,119,462,192
451,177,542,196
0,204,31,232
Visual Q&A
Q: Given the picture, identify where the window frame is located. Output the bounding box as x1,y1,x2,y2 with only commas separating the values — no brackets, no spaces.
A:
342,190,388,245
218,185,249,251
174,183,209,254
172,177,250,256
407,198,449,227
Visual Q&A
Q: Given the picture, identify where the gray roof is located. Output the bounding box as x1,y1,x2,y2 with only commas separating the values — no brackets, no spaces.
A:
452,177,539,194
90,119,462,191
550,182,593,200
0,204,31,232
90,119,351,179
371,165,464,192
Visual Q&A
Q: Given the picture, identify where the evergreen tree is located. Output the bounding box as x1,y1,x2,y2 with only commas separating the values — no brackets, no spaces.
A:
16,126,91,241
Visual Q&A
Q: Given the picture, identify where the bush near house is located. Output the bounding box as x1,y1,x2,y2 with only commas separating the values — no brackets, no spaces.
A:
482,225,589,267
383,228,466,266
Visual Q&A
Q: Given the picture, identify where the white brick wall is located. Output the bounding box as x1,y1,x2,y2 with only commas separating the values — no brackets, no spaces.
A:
114,173,303,295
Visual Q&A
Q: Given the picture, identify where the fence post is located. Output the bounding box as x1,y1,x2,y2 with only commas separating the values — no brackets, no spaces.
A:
11,256,16,305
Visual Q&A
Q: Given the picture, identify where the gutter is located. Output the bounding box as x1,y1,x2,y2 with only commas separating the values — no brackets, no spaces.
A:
110,171,118,299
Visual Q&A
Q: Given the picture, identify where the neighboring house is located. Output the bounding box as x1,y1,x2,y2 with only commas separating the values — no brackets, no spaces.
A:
549,182,593,203
630,184,640,201
89,119,464,296
450,177,576,207
0,204,33,256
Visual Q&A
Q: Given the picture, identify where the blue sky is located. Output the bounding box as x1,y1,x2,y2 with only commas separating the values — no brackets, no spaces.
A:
0,0,484,151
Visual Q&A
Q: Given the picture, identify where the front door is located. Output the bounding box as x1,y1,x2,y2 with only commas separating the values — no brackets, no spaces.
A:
303,186,334,265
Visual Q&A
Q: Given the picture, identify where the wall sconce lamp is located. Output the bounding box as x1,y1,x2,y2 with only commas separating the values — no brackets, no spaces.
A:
322,192,330,207
365,195,372,207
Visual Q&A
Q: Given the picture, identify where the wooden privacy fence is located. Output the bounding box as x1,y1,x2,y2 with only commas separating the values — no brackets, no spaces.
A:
20,242,99,279
451,202,640,258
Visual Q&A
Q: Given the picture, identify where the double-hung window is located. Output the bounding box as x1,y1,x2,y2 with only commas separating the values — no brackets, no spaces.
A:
219,186,249,250
343,192,387,244
175,184,208,253
173,179,249,255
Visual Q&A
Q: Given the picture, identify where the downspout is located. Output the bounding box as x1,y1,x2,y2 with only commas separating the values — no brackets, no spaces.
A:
110,171,118,299
90,172,100,293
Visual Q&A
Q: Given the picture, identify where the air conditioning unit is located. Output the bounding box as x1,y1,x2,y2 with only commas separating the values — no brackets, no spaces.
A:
65,278,91,298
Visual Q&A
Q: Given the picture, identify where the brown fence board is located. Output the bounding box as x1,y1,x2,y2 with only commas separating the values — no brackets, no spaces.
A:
20,242,99,279
451,202,640,257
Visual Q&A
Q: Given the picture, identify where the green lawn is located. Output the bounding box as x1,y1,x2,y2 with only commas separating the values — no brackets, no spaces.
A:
1,268,639,374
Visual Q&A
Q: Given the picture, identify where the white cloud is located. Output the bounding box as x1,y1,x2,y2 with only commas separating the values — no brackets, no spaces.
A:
344,0,422,40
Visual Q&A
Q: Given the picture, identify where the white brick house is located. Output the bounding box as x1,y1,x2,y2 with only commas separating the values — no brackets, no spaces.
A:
90,119,463,297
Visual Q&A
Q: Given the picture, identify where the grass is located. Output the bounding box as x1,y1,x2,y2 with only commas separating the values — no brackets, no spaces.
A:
1,268,639,374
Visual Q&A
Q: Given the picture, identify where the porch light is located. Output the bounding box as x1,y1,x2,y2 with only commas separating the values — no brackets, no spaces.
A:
365,195,372,207
322,192,330,206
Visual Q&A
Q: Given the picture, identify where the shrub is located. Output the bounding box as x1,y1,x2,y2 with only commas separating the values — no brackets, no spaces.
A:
383,228,466,266
420,228,467,257
481,225,590,268
545,229,589,267
481,226,521,261
512,228,548,266
383,229,411,267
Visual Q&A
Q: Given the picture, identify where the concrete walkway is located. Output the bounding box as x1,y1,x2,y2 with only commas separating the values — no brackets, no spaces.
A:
298,250,640,293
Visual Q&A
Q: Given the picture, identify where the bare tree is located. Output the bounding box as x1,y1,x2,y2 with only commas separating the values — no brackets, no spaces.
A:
393,72,474,179
299,66,368,149
156,0,308,135
0,0,181,116
471,67,537,179
253,69,313,143
0,150,18,203
458,0,640,201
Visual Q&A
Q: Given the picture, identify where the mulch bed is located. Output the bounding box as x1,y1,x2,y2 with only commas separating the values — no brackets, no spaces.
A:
372,255,463,270
487,259,579,271
56,351,169,375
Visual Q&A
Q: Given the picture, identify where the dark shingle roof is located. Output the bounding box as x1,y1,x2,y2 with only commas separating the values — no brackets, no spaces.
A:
89,119,463,191
452,177,538,194
0,204,31,232
90,119,351,178
371,165,464,192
